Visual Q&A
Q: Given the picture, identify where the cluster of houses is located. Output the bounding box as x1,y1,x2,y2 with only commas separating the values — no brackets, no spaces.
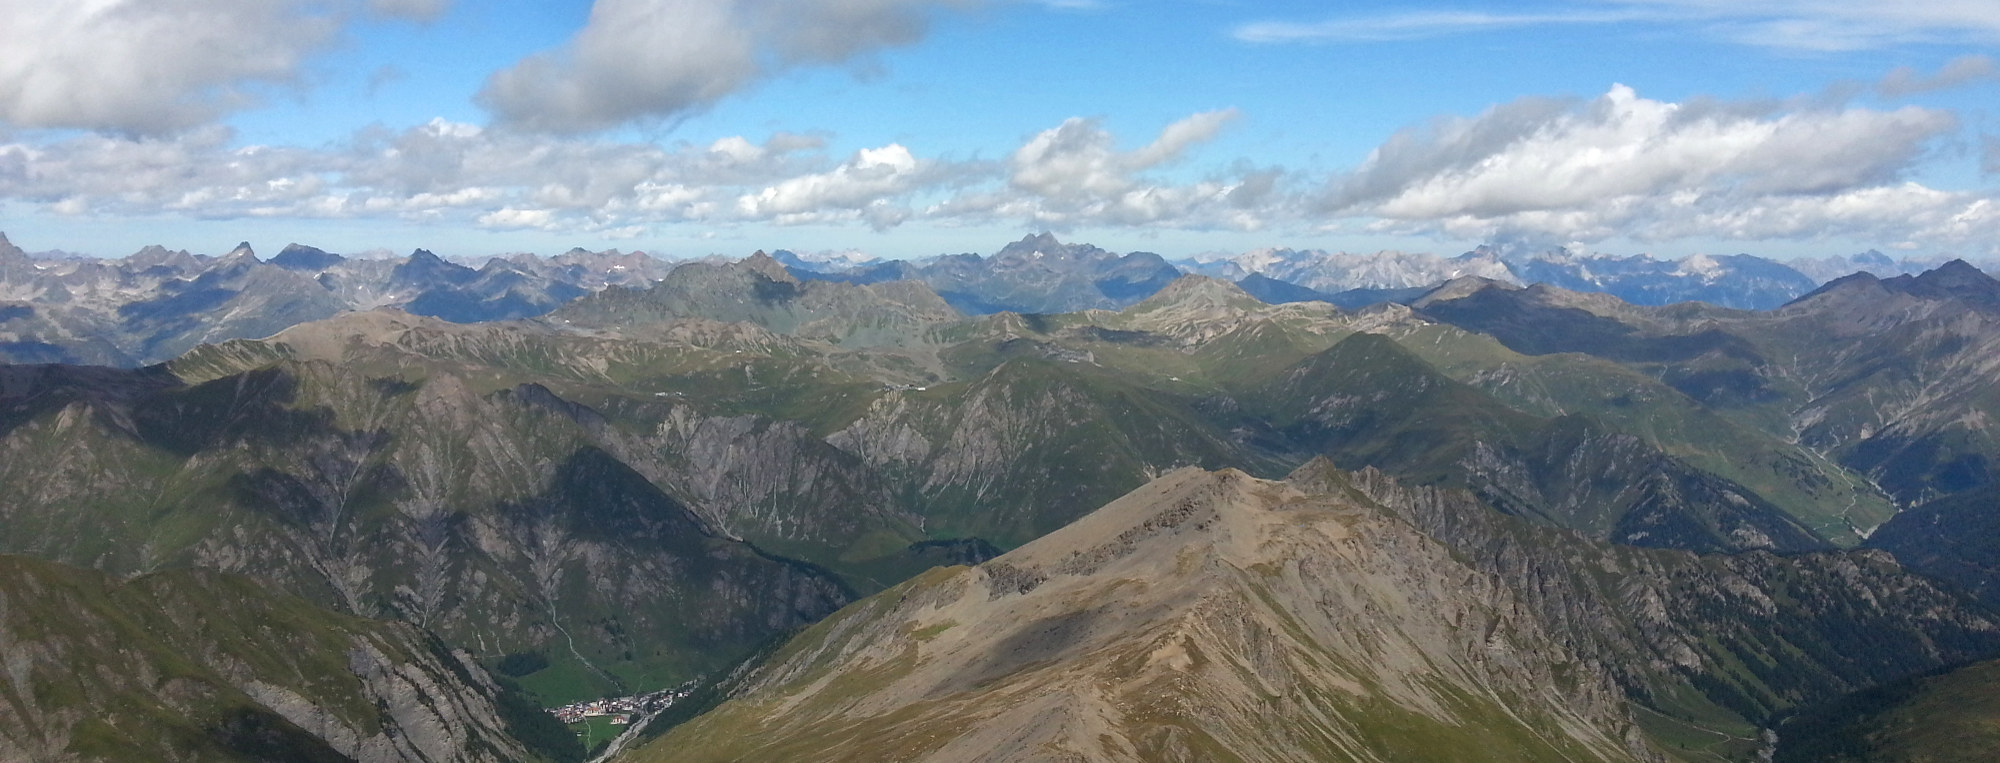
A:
548,681,700,726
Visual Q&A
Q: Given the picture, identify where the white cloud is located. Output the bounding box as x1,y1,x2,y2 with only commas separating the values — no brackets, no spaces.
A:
479,0,975,133
1325,85,1997,250
2,84,1988,253
478,207,557,230
0,0,340,134
1235,1,2000,51
736,144,925,227
997,110,1254,227
0,107,1283,237
0,116,976,235
0,1,459,134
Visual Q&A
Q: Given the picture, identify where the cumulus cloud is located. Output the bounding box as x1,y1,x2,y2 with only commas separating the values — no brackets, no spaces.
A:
0,0,459,134
479,0,974,133
1323,84,1996,248
736,145,926,228
3,88,1989,252
478,207,557,230
1235,1,2000,51
0,115,970,235
0,1,341,134
982,110,1268,228
0,107,1281,237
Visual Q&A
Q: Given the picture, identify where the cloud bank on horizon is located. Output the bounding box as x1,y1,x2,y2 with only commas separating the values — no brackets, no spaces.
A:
0,0,1996,259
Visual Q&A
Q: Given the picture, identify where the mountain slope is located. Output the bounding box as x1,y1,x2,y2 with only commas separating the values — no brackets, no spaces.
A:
635,467,1656,762
1317,461,2000,743
0,554,574,762
1774,657,2000,762
637,465,2000,762
1412,262,2000,512
0,359,854,704
1250,332,1824,553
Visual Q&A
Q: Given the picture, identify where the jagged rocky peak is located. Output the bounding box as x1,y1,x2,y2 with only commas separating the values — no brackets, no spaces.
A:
393,247,478,284
215,240,258,264
995,231,1067,259
122,243,200,270
741,249,800,284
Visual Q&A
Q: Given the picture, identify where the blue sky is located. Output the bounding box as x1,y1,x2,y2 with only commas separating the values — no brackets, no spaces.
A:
2,0,1997,262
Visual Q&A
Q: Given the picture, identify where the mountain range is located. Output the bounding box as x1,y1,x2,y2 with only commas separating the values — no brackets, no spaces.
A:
11,230,1972,371
1176,244,1951,311
0,233,669,366
5,234,2000,759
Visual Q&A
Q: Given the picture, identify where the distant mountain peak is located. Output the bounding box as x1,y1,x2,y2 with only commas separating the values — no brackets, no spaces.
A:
218,241,258,263
1410,275,1516,308
1902,259,2000,305
270,243,344,271
391,247,479,289
1922,258,1992,283
741,250,799,284
995,232,1068,260
123,244,200,271
1130,274,1265,313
